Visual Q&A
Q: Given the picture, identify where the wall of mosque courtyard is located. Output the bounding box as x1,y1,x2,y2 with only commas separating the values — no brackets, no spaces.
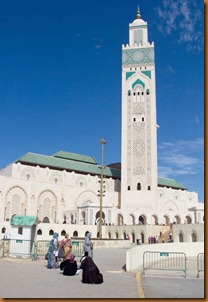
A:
1,221,204,245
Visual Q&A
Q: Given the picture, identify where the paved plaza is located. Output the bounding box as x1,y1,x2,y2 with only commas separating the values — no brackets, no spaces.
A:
0,247,205,299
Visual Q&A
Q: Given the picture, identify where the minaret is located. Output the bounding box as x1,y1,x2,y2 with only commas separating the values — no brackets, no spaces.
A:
121,7,158,212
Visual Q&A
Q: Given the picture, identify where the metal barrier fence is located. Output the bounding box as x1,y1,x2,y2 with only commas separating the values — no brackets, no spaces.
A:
143,251,187,278
36,240,86,259
0,239,37,260
0,239,90,261
197,253,204,278
0,239,11,258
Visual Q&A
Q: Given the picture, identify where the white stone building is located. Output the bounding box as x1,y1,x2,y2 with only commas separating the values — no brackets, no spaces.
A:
0,8,204,240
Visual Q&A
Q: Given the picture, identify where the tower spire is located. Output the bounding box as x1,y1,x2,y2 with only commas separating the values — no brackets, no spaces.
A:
136,5,141,19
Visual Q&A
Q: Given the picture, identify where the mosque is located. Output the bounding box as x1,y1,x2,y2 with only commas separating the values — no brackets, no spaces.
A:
0,7,204,240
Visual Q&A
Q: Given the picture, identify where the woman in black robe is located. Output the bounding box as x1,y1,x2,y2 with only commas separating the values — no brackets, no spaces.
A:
80,253,103,284
60,254,78,276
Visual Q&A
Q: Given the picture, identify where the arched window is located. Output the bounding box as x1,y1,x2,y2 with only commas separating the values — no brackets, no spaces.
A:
131,232,135,243
192,233,197,242
18,227,23,235
49,229,54,236
137,183,141,190
61,230,66,236
37,229,42,235
73,231,78,237
116,232,119,239
54,178,58,184
43,217,50,223
186,216,192,224
128,90,131,96
1,227,6,234
108,232,111,239
141,232,144,243
179,233,183,242
26,173,31,180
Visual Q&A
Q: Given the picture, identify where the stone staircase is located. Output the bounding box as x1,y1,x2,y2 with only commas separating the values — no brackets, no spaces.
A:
158,228,173,243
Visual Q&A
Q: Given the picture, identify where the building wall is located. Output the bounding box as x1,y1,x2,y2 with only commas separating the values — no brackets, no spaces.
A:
0,160,204,232
0,163,120,226
126,241,204,272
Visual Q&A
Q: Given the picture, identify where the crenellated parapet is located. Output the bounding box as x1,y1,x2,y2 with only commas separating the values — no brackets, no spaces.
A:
122,41,154,49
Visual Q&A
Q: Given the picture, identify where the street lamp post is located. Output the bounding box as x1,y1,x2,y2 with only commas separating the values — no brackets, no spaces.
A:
98,137,106,239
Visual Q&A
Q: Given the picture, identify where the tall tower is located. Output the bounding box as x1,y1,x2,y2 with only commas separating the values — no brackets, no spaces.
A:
121,7,158,211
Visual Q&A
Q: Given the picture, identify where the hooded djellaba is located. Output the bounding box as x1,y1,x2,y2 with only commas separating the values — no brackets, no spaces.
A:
80,252,103,284
47,232,59,269
84,231,93,257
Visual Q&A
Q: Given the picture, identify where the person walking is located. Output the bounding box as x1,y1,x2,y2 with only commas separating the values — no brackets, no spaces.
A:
59,233,72,261
84,231,93,257
47,232,59,269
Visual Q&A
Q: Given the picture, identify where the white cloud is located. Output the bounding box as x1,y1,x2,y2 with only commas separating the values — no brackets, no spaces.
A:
156,0,203,52
194,115,200,125
90,31,103,50
158,137,204,177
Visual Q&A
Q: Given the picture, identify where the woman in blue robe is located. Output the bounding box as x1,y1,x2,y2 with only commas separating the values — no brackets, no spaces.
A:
47,232,59,269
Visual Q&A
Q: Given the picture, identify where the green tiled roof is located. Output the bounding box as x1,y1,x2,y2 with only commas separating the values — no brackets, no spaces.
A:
52,151,98,165
158,177,187,190
15,152,120,178
15,151,187,189
11,215,38,226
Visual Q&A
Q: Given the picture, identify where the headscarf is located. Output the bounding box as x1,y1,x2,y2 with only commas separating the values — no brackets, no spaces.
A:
53,232,59,238
69,254,75,263
65,233,69,238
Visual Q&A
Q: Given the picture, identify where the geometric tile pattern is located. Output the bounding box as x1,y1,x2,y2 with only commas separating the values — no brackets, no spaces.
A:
122,47,154,66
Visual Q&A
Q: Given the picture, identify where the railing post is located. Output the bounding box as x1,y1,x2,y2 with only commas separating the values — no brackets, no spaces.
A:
32,241,39,261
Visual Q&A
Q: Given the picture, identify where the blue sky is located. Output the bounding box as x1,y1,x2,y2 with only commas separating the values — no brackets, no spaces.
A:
0,0,204,202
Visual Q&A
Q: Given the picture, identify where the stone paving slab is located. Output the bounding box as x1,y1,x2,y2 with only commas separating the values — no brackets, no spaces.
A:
0,248,139,299
0,248,205,299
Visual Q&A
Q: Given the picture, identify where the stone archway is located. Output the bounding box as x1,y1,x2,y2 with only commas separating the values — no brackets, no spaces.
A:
152,214,159,225
6,186,27,219
174,215,181,224
138,215,146,225
163,215,170,226
179,232,184,242
117,214,124,226
192,232,197,242
185,216,192,224
38,190,57,223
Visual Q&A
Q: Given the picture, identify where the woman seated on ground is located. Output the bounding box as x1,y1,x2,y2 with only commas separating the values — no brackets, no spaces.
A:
80,252,103,284
60,254,78,276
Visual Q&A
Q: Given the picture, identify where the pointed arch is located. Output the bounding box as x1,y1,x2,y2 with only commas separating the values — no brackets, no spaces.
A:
138,214,146,225
174,215,181,224
37,190,57,223
117,214,124,226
